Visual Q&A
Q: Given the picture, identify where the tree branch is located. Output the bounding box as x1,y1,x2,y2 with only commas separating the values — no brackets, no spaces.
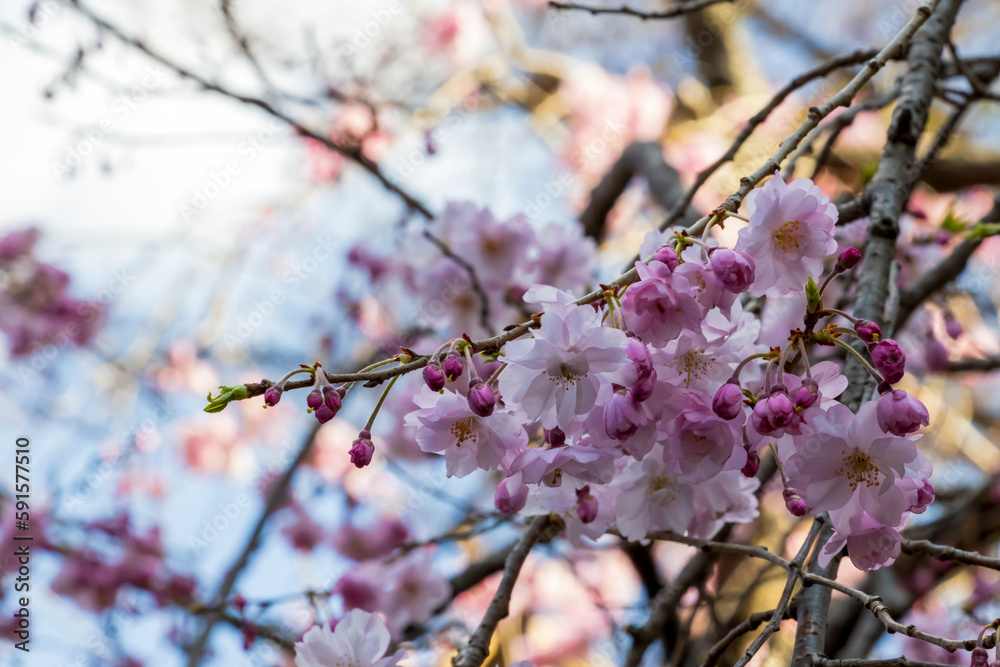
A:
548,0,733,21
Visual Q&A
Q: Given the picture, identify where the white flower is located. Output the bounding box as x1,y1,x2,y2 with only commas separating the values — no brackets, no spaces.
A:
499,303,630,429
294,609,405,667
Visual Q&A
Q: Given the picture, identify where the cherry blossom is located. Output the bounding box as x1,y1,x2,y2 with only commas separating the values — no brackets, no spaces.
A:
294,609,406,667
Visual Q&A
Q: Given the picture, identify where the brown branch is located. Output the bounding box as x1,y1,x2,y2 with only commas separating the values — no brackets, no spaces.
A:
184,422,321,665
700,607,792,667
548,0,733,21
580,142,694,241
66,0,433,219
895,193,1000,330
656,48,881,235
450,516,555,667
902,539,1000,570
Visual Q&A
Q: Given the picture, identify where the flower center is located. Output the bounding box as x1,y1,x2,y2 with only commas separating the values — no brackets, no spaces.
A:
836,448,880,491
650,474,678,504
773,220,802,251
450,417,479,446
679,349,710,387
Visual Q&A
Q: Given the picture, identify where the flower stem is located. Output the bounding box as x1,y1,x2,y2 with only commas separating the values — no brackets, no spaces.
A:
363,375,399,432
827,336,884,384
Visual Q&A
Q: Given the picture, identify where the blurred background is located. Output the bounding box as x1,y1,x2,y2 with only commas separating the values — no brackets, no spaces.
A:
3,0,1000,665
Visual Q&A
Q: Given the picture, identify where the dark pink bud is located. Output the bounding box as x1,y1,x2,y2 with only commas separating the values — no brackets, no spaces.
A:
443,354,464,381
751,386,799,435
545,427,566,447
794,378,819,410
835,247,862,272
876,390,929,436
945,314,963,339
263,385,283,408
575,486,598,524
307,388,323,410
423,363,446,391
854,320,881,343
335,572,381,612
604,392,641,440
314,404,336,424
741,448,760,477
910,480,935,514
924,339,949,372
972,647,989,667
323,385,344,412
870,339,906,384
653,245,678,271
782,488,808,517
349,430,374,468
495,478,528,515
467,380,496,417
709,248,756,293
712,381,745,420
626,338,657,402
233,594,247,614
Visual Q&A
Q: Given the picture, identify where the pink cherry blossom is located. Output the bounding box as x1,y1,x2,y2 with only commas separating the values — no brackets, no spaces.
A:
613,449,695,542
662,388,746,482
294,609,406,667
735,173,838,298
499,303,630,429
406,386,527,477
620,259,702,347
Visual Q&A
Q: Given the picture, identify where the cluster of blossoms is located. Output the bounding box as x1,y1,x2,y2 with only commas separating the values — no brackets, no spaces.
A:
0,227,104,359
243,174,937,610
386,174,933,573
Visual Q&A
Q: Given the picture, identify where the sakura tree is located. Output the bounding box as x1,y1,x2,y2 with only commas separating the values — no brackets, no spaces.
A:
4,0,1000,666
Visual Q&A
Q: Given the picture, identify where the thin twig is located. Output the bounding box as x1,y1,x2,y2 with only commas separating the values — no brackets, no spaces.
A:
548,0,732,21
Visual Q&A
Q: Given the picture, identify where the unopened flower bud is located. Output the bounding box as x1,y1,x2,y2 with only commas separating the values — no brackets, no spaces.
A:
855,320,881,342
945,314,963,339
794,377,820,410
782,488,808,517
835,247,862,272
349,430,374,468
443,354,464,382
713,381,745,420
876,389,929,436
751,385,799,435
870,339,906,384
741,448,760,477
710,248,756,293
545,427,566,447
423,363,446,391
263,385,283,408
654,245,678,271
495,477,528,515
971,647,989,667
924,339,949,372
467,379,496,417
323,385,343,412
306,388,323,410
575,486,598,524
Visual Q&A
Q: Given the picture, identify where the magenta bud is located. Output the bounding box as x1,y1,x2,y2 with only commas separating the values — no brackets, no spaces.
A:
854,319,881,343
545,427,566,447
575,486,599,524
443,354,464,381
467,379,496,417
751,385,799,435
307,388,323,410
835,247,862,272
423,363,446,391
972,647,989,667
263,385,283,407
314,404,336,424
870,339,906,384
349,430,374,468
945,314,963,339
712,381,745,420
741,448,760,477
653,245,678,271
782,489,808,517
794,378,819,410
709,248,756,293
924,339,949,372
876,389,929,436
323,385,343,412
495,478,528,515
